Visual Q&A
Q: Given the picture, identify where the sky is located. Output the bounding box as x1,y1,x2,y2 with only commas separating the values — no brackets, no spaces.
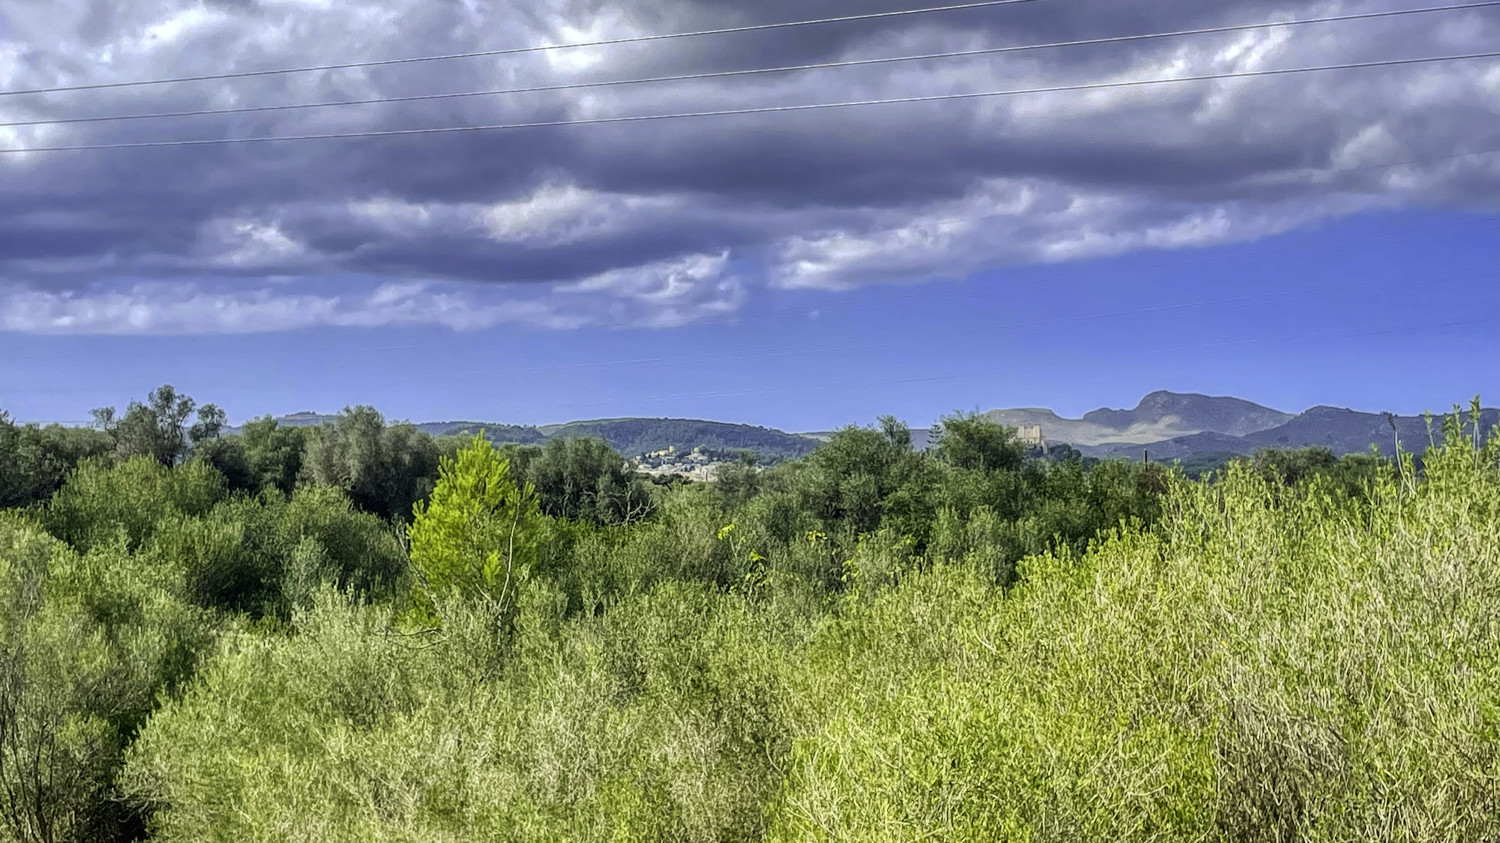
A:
0,0,1497,431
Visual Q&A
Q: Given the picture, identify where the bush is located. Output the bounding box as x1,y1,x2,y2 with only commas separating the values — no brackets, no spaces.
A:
143,485,407,618
0,515,216,843
18,403,1500,841
45,458,227,553
124,582,811,843
0,417,111,510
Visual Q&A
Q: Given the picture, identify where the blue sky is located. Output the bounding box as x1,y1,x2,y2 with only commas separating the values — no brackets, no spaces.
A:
2,0,1498,431
4,208,1494,432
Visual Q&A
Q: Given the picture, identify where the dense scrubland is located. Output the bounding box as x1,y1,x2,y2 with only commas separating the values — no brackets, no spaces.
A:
1,388,1496,842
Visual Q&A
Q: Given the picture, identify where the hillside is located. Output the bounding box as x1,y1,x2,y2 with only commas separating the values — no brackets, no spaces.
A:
982,391,1293,447
538,418,819,460
239,395,1496,466
984,390,1290,447
1084,390,1296,437
239,414,819,462
417,422,549,445
1071,399,1498,460
1243,405,1500,456
1082,431,1260,461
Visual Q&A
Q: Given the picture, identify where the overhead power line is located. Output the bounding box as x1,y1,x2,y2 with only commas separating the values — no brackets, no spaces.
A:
0,0,1044,99
4,50,1498,154
4,1,1496,130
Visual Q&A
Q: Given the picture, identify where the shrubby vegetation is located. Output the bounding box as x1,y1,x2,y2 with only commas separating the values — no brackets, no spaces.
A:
0,412,110,511
1,388,1497,841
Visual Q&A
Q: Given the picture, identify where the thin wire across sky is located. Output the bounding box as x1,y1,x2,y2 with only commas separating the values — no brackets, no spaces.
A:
4,51,1499,154
0,1,1496,154
0,0,1048,97
3,1,1495,131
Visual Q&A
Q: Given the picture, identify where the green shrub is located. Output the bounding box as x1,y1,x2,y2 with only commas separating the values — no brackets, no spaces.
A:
0,515,216,843
124,582,811,843
45,458,227,553
136,482,406,619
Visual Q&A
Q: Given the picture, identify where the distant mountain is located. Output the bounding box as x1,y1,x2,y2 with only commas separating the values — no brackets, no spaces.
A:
1242,406,1499,456
1085,431,1259,461
983,391,1294,447
1086,391,1296,438
535,418,819,461
1070,399,1498,461
267,412,338,427
235,414,818,462
419,422,548,445
228,393,1495,468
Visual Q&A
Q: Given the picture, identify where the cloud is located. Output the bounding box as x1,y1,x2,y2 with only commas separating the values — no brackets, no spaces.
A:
0,251,744,334
0,0,1498,333
0,281,570,335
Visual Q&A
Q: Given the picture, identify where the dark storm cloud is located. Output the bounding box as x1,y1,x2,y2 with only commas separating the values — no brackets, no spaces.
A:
0,0,1498,332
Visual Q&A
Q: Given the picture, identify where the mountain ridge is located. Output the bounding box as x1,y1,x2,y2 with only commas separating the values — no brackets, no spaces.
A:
984,390,1296,448
231,392,1494,465
1039,396,1497,460
228,414,821,462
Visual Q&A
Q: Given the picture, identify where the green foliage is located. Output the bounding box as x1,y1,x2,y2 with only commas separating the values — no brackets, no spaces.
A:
144,484,407,618
1169,450,1240,479
784,417,935,539
301,407,440,521
1245,446,1389,502
408,436,543,624
931,411,1029,472
769,413,1166,583
45,457,227,553
42,456,402,619
0,416,111,510
767,406,1500,841
278,485,409,602
188,437,255,494
236,416,308,496
11,395,1500,841
0,515,216,843
507,436,654,526
712,451,764,509
124,582,809,843
92,385,216,468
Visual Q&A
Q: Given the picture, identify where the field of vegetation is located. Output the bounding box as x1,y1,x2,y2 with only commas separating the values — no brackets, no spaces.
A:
1,388,1496,842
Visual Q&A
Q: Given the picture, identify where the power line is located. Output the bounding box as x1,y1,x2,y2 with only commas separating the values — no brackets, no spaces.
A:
5,50,1497,155
5,1,1495,130
0,0,1044,99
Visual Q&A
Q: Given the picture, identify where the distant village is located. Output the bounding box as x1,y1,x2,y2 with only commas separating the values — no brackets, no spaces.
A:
630,445,743,482
631,425,1048,482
